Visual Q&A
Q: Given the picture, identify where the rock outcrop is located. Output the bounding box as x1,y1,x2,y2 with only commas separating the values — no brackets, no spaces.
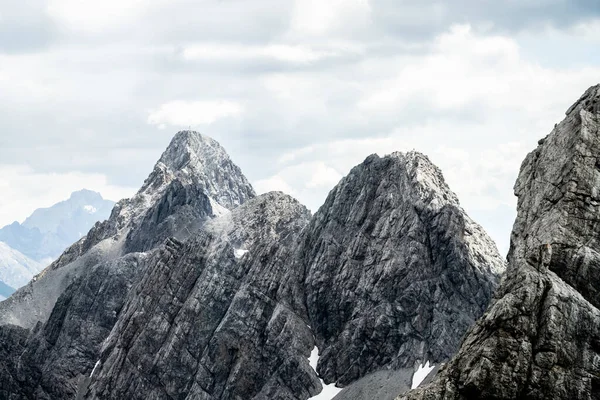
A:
398,84,600,400
0,130,505,400
84,192,316,400
292,151,505,391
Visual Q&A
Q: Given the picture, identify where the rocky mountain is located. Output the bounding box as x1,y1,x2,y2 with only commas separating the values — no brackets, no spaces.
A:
0,189,115,264
0,131,255,329
0,130,504,400
398,85,600,400
297,152,504,392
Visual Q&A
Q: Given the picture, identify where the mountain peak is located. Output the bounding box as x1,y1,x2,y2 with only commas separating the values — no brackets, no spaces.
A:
359,151,459,211
68,189,104,203
158,130,224,172
399,84,600,400
136,131,255,211
565,83,600,116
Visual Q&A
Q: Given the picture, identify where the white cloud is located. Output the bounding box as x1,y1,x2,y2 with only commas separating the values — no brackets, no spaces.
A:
46,0,156,32
1,0,599,259
306,162,343,188
147,100,244,128
254,161,349,212
288,0,371,37
183,43,338,64
358,24,600,115
0,164,136,227
254,175,297,197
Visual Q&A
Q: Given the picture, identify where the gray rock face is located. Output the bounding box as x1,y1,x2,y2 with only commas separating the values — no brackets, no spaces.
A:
291,152,505,389
0,131,255,329
85,192,317,400
82,153,503,400
398,84,600,400
7,253,146,399
0,324,29,398
0,131,504,400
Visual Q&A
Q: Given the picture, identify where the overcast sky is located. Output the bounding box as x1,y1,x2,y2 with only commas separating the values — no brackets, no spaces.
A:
1,0,599,255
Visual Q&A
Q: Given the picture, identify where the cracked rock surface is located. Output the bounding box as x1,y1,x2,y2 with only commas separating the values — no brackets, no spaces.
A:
0,131,504,400
293,152,505,389
398,84,600,400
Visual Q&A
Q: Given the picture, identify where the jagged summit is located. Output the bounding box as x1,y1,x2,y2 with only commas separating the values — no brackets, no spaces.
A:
393,150,460,208
399,84,600,400
565,83,600,116
0,130,256,328
137,130,255,213
0,129,507,400
67,189,105,202
296,149,505,392
108,130,255,236
157,130,226,171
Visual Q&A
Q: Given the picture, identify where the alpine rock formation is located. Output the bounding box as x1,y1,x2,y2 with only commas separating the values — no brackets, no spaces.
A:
398,85,600,400
0,130,504,400
294,152,505,400
0,131,254,328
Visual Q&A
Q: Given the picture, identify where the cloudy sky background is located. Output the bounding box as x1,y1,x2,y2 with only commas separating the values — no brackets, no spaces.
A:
1,0,600,255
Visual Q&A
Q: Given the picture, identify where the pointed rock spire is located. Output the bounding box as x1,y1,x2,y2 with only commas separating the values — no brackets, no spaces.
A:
398,83,600,400
295,150,505,388
138,130,255,212
0,130,255,328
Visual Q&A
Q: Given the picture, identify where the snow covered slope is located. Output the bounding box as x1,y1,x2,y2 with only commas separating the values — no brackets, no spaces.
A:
0,242,43,290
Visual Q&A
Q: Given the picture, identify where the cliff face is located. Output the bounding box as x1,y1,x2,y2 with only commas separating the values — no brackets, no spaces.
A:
80,152,503,400
294,152,505,388
399,84,600,400
0,130,505,400
84,192,316,400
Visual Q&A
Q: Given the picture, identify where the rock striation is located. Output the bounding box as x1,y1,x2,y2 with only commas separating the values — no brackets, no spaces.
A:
398,84,600,400
84,192,317,400
0,130,505,400
291,151,505,391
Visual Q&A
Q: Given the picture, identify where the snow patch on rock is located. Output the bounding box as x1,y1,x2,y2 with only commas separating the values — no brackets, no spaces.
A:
234,249,249,259
83,205,98,214
308,346,343,400
90,360,101,378
411,361,435,389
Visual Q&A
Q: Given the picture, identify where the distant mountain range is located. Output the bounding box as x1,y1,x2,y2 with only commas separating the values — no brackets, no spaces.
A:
0,189,114,295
